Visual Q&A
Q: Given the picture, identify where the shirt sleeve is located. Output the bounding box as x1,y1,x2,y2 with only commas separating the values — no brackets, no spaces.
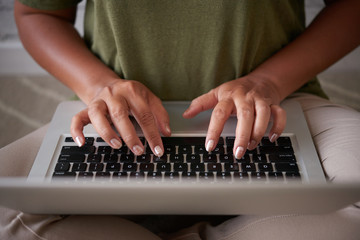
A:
17,0,82,10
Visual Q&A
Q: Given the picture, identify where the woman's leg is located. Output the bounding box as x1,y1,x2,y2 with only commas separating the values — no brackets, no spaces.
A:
164,93,360,240
0,125,161,240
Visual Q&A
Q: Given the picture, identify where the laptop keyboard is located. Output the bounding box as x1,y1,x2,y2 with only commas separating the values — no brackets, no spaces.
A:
52,136,301,183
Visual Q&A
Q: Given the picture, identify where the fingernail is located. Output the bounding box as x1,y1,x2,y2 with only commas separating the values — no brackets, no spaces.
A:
235,146,245,159
75,136,83,147
110,138,122,149
166,125,171,134
248,140,257,150
154,145,163,157
270,133,278,143
206,140,215,152
132,145,144,155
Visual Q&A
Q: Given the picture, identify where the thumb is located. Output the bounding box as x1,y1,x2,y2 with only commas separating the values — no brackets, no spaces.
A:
183,91,218,119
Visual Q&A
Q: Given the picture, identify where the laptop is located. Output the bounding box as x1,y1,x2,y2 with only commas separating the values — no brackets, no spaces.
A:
0,99,359,215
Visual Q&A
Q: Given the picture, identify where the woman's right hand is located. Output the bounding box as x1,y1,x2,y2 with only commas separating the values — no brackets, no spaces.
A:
70,79,171,157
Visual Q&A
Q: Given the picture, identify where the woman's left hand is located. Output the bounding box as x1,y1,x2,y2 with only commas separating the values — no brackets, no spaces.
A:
183,75,286,159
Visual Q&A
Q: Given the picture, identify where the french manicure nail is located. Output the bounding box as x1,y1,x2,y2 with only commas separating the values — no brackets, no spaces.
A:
110,138,122,149
270,133,278,143
235,146,245,159
154,145,163,157
75,136,82,147
206,140,215,152
132,145,144,155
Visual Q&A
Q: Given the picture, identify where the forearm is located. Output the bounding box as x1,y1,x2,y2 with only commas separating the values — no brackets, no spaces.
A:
250,0,360,100
14,1,118,104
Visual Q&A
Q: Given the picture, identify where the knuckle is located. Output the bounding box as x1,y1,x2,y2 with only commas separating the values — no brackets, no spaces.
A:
110,108,128,121
213,107,228,121
138,111,155,127
237,107,253,119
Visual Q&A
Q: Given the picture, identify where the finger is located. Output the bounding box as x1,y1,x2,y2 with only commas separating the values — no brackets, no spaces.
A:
182,91,217,119
248,100,271,150
87,100,123,149
233,99,255,159
70,108,91,147
149,96,171,137
107,97,144,155
205,99,234,152
268,104,287,142
129,99,164,157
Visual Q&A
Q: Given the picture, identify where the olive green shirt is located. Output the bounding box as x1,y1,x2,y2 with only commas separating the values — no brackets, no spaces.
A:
19,0,327,100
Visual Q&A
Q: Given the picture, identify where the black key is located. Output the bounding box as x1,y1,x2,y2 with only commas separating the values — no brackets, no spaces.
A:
268,172,284,181
241,163,256,172
259,146,294,154
54,162,70,172
235,154,251,163
106,163,121,172
258,163,273,172
113,146,129,154
136,154,151,163
268,154,296,163
286,172,301,180
129,172,145,179
120,154,135,163
234,172,249,180
112,171,127,179
194,145,207,154
164,172,179,179
96,137,105,142
225,136,235,147
84,137,95,146
123,163,138,172
207,163,222,172
162,137,206,145
219,154,233,163
174,163,188,172
216,172,231,181
211,145,224,154
139,163,155,172
275,163,299,172
72,163,87,172
277,137,291,146
96,172,111,180
169,154,184,163
252,154,267,163
103,154,119,163
87,154,102,163
52,171,76,178
186,154,201,163
77,172,94,180
61,146,95,155
163,145,176,154
250,172,266,181
182,172,197,180
157,163,171,172
178,145,193,154
89,163,104,172
147,172,162,180
224,163,240,172
97,146,112,154
191,163,205,172
203,154,217,163
199,172,213,180
261,137,275,146
65,137,74,142
153,155,168,163
58,154,85,163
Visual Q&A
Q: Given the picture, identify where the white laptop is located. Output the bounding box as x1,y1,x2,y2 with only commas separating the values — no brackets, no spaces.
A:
0,99,359,215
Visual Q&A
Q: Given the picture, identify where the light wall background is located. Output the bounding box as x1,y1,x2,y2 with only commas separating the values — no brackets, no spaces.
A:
0,0,359,148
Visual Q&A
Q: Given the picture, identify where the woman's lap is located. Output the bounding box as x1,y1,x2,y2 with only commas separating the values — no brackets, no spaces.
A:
1,93,360,239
